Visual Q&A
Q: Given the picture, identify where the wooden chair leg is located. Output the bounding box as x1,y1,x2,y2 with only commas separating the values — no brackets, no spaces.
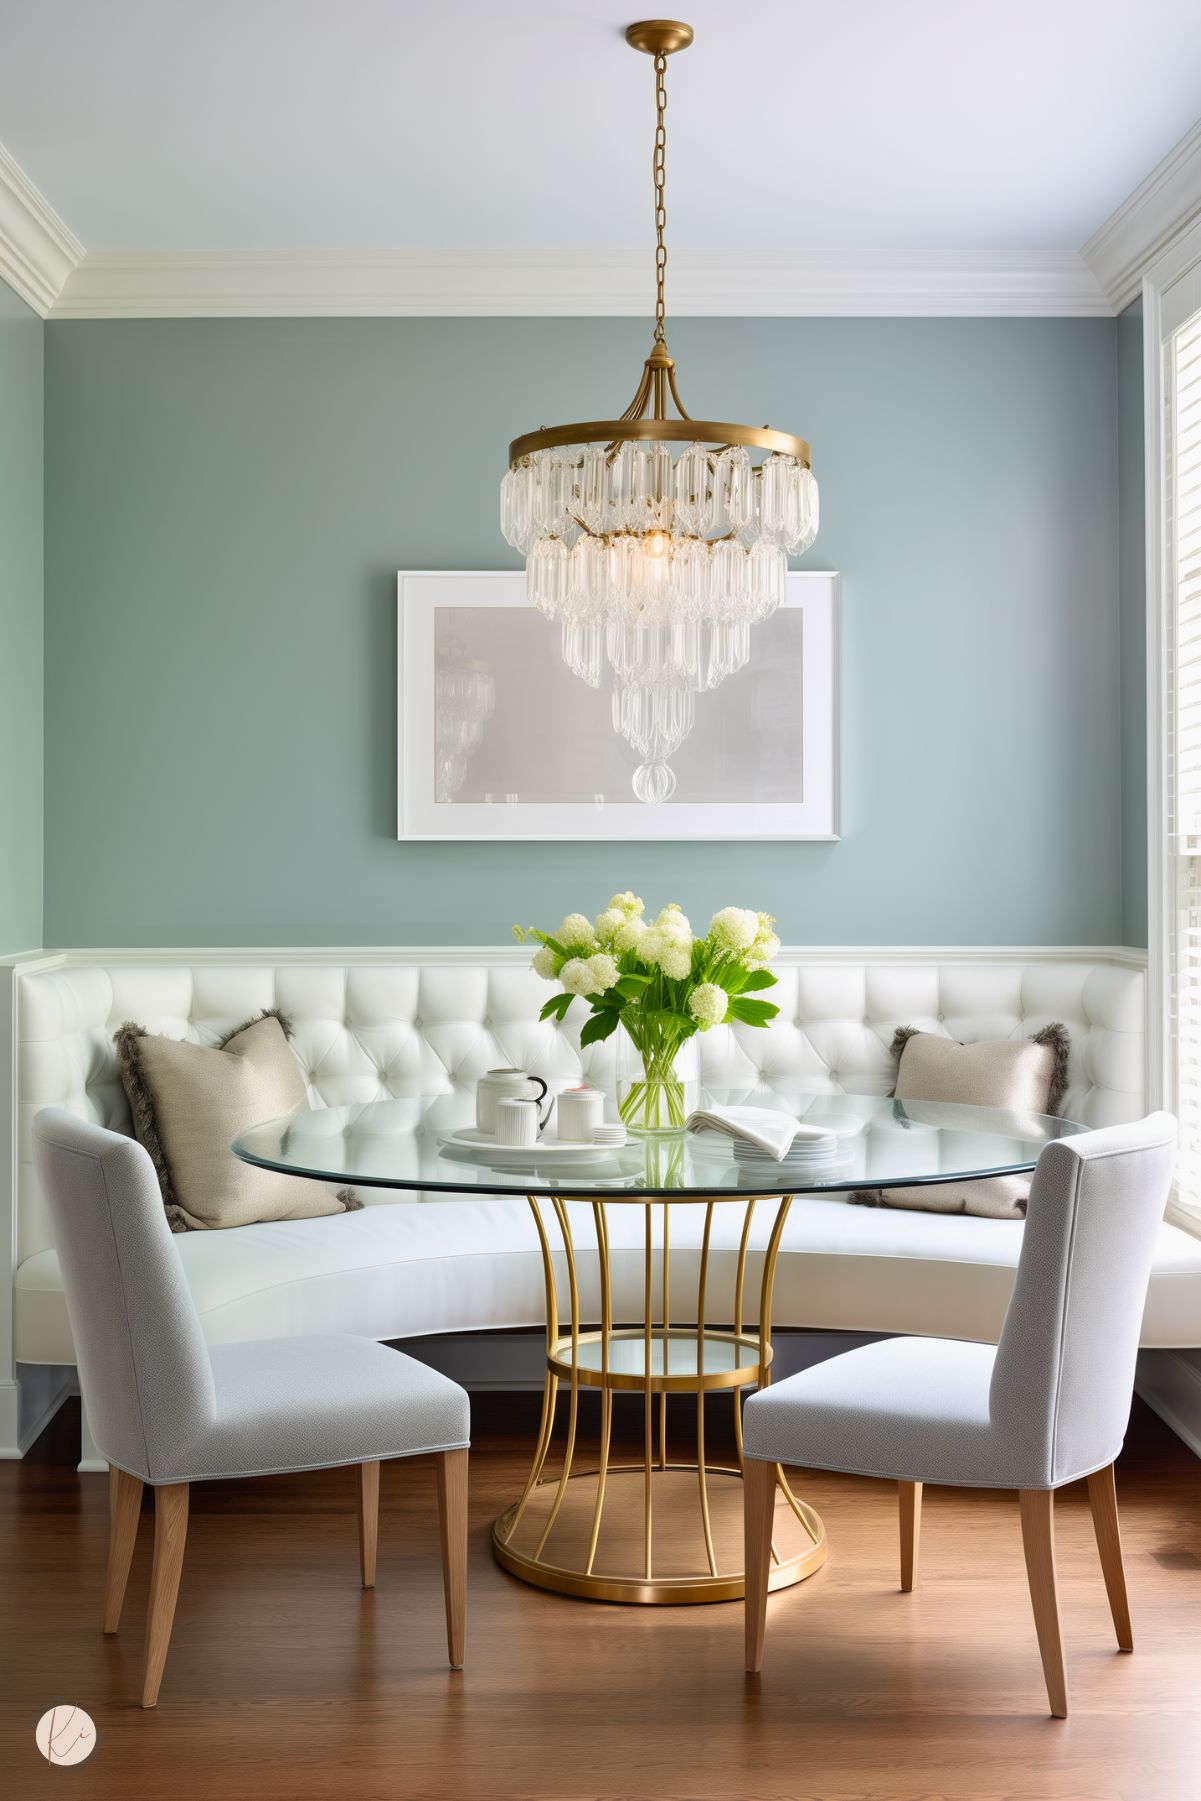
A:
743,1456,777,1674
104,1466,144,1633
1019,1488,1068,1718
435,1449,468,1669
899,1480,922,1592
358,1460,380,1588
142,1483,189,1709
1087,1463,1134,1651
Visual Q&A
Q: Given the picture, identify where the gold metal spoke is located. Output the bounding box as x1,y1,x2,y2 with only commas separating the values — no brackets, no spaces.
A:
492,1183,826,1604
585,1201,613,1576
696,1199,718,1577
533,1198,581,1560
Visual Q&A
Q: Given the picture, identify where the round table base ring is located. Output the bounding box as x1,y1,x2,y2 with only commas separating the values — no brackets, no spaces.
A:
492,1464,827,1605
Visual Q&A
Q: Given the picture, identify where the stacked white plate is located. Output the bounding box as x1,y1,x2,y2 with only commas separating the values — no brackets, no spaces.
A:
734,1134,838,1167
729,1115,862,1179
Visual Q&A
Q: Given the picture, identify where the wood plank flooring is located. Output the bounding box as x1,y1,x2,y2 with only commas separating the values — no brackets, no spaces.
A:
1,1394,1199,1801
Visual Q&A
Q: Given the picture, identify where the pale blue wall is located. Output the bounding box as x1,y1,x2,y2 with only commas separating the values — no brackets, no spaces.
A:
43,316,1122,947
0,278,43,954
1118,300,1147,947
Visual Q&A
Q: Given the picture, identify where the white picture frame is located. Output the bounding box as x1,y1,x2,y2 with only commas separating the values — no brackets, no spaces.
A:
397,569,839,841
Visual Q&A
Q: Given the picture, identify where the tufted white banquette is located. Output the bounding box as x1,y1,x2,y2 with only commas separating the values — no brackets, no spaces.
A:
4,948,1200,1463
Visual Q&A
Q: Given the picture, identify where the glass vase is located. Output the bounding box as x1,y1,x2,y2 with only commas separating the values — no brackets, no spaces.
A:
616,1024,699,1136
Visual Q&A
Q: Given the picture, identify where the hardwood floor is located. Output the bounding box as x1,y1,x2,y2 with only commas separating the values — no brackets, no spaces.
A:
1,1394,1199,1801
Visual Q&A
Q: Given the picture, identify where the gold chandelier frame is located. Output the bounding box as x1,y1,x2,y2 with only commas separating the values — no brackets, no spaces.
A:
506,20,812,475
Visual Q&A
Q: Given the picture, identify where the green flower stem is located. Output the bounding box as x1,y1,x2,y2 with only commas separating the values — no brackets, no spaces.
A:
619,1015,691,1132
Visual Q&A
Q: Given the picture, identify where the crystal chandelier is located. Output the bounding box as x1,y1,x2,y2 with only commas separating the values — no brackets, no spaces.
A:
500,18,818,804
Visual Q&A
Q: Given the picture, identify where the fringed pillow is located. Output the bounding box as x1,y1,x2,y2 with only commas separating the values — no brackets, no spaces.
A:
855,1022,1070,1220
115,1009,359,1231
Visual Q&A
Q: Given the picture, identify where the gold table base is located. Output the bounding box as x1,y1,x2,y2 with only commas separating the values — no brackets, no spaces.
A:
490,1192,829,1606
495,1463,826,1604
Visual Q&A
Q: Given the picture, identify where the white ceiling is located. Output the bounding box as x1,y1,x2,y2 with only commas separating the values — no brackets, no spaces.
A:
1,0,1200,255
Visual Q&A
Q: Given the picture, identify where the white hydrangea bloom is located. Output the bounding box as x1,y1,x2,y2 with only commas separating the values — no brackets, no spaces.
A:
614,917,647,953
557,913,597,951
746,931,781,970
609,891,644,916
593,907,625,943
638,926,692,978
532,945,560,981
655,903,692,942
688,983,729,1029
708,906,759,952
636,927,666,967
559,957,596,996
658,944,692,980
586,952,619,993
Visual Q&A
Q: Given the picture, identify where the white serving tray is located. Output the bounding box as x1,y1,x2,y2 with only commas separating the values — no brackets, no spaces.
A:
438,1126,629,1165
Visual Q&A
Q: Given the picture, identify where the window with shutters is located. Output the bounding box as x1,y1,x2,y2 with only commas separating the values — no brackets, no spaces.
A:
1167,305,1201,1226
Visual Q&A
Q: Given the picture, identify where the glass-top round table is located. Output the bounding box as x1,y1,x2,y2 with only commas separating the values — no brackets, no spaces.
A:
233,1091,1084,1607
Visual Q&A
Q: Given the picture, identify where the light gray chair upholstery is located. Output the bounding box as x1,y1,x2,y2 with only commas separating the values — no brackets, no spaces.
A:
34,1107,470,1705
742,1114,1178,1717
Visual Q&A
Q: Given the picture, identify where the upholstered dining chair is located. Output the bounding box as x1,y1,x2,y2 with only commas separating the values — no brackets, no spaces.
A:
741,1113,1177,1718
33,1108,471,1708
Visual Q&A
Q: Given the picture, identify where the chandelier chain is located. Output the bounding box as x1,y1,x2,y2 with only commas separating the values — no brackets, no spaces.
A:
653,50,668,342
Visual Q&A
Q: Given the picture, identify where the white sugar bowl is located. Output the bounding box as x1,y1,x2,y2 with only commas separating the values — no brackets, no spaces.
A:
556,1085,605,1142
476,1068,549,1136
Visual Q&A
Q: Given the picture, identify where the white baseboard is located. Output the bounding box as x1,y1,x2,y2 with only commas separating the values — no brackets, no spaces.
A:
1136,1349,1201,1459
0,1366,76,1459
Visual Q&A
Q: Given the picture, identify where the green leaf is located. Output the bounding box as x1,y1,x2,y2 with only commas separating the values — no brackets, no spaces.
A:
579,1010,620,1047
739,969,778,992
539,992,574,1021
727,996,780,1027
643,1008,695,1032
614,973,653,999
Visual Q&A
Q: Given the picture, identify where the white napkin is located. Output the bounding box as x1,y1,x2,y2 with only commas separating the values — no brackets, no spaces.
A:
685,1105,835,1163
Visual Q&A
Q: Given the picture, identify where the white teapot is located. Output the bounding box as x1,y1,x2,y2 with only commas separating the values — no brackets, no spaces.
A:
476,1067,550,1136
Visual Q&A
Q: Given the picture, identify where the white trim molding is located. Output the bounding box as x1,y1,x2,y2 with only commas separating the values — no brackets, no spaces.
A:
1083,120,1201,313
0,139,83,317
49,247,1111,320
1144,262,1170,1119
1142,219,1201,1126
3,944,1150,972
1136,1349,1201,1460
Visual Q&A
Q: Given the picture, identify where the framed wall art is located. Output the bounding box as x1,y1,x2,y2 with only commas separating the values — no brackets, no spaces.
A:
397,570,839,841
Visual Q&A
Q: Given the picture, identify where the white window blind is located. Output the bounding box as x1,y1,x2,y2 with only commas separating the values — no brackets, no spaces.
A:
1168,307,1201,1224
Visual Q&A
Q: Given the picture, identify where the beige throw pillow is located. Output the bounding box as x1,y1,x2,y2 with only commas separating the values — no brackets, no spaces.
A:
860,1023,1069,1220
116,1010,357,1232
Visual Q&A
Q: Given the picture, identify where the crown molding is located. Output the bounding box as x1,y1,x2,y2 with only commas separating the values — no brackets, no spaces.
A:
0,140,83,317
49,247,1111,320
1082,118,1201,312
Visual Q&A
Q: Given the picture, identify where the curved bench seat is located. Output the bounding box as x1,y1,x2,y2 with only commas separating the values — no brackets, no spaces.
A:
16,1192,1201,1366
9,950,1195,1467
